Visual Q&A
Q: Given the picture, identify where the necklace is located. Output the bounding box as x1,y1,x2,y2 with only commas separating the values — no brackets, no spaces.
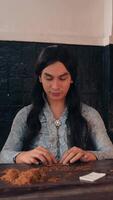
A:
54,119,62,160
54,120,62,128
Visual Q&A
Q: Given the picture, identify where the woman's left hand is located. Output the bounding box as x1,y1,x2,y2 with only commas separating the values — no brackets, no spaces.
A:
60,146,97,165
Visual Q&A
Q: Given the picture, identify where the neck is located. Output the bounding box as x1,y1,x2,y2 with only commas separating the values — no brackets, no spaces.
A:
48,99,65,119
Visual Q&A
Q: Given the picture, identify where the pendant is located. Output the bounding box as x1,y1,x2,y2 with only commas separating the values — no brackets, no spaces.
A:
54,120,62,128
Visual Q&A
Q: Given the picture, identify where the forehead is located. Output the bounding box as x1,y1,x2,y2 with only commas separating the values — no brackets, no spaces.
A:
42,61,69,75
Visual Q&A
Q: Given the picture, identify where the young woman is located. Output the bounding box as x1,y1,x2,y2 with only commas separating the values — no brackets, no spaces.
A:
0,45,113,165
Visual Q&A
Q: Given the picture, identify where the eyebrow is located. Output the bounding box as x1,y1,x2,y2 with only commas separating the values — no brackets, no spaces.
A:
44,72,69,78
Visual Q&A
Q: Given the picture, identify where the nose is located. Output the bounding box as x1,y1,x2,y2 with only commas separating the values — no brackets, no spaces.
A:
51,79,60,90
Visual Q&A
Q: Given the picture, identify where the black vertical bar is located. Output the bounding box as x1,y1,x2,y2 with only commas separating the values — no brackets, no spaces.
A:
101,45,110,129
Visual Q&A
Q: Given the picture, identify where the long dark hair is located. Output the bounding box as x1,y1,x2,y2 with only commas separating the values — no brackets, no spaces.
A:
26,45,89,149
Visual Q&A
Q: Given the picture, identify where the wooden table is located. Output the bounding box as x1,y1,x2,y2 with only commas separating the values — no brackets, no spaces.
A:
1,160,113,200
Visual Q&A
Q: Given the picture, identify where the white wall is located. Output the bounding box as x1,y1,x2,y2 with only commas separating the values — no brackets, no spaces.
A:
110,0,113,44
0,0,112,46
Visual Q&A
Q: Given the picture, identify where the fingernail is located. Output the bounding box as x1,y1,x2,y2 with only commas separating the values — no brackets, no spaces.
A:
84,155,88,159
62,162,67,165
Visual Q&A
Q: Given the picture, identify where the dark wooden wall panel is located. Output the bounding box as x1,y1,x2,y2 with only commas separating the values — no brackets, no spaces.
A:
109,45,113,139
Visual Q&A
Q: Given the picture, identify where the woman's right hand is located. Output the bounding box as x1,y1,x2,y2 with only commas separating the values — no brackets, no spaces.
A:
15,146,57,165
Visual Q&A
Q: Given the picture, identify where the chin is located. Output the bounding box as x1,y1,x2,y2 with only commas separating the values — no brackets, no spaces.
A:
50,97,65,102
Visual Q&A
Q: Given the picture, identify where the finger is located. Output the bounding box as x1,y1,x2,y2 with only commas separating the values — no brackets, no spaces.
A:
70,152,84,163
61,152,76,165
80,152,97,162
80,156,89,162
29,157,40,165
22,158,36,165
36,146,57,164
60,147,78,163
60,150,71,163
33,151,48,165
43,151,57,164
41,151,55,165
34,149,55,165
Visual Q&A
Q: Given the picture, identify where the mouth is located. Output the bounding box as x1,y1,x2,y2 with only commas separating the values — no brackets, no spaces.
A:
50,92,61,96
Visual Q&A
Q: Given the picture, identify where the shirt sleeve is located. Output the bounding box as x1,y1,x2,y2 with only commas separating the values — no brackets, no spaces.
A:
0,106,30,163
82,104,113,160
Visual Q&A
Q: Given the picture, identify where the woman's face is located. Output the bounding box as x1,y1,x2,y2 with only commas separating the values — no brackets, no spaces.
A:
39,61,73,103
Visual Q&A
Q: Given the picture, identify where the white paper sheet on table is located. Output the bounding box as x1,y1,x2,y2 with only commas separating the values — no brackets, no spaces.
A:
79,172,106,182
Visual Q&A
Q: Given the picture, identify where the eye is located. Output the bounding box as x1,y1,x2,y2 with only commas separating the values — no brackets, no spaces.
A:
59,77,67,81
45,75,53,81
46,77,53,81
59,76,68,81
43,74,53,80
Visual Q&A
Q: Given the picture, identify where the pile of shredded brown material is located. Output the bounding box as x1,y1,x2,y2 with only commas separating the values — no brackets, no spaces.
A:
0,163,91,186
0,164,73,186
0,168,43,186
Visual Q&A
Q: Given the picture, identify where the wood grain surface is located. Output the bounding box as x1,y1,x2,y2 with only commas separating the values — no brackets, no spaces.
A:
0,160,113,199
